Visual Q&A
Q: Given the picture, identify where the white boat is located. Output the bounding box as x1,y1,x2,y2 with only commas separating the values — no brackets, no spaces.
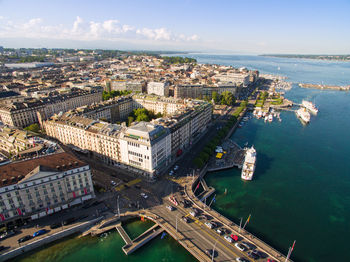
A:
257,111,262,119
296,108,311,123
268,114,273,122
241,146,257,181
302,100,318,114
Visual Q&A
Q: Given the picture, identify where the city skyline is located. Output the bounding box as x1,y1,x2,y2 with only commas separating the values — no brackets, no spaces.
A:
0,0,349,54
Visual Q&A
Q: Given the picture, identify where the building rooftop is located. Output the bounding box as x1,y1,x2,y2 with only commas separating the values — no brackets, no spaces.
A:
0,152,86,187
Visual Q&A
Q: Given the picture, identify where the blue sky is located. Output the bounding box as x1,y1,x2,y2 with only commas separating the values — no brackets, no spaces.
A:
0,0,349,54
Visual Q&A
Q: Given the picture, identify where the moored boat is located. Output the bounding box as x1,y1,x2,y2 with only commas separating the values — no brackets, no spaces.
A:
241,146,257,181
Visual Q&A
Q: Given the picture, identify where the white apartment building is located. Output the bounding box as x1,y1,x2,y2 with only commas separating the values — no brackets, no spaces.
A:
0,152,94,223
119,122,171,177
147,82,169,97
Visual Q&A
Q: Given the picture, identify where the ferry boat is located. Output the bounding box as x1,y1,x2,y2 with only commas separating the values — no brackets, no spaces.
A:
241,146,257,181
302,100,318,114
296,108,311,123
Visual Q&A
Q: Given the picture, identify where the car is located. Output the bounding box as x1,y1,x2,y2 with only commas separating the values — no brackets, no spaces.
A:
224,235,233,243
140,193,148,199
230,234,239,241
0,245,6,251
174,165,179,170
235,243,247,252
189,210,197,217
63,217,76,226
247,251,260,260
166,205,174,211
182,216,190,223
169,170,174,176
241,242,250,250
184,199,191,207
216,228,223,235
50,222,62,229
18,235,32,243
205,249,217,257
205,222,214,229
236,257,250,262
0,230,16,240
33,229,47,237
110,180,117,186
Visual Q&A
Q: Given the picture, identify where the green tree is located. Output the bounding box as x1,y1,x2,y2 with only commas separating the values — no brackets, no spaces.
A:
24,123,40,133
212,91,219,104
220,91,235,106
128,116,134,126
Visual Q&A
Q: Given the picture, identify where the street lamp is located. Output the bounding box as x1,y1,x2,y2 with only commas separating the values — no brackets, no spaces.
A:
117,195,120,219
212,238,219,262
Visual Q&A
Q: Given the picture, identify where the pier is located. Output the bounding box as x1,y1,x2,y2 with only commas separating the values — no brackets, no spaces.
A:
207,139,245,172
122,224,164,255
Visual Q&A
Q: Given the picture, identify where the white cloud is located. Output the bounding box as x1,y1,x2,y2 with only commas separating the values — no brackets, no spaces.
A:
0,16,200,44
72,16,84,34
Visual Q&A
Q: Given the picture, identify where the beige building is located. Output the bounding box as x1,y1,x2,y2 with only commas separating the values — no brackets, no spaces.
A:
0,88,102,128
44,97,213,177
133,95,185,116
44,114,121,166
0,152,94,223
147,82,169,97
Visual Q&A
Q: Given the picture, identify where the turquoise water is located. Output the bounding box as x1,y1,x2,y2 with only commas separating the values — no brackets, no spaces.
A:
16,55,350,262
191,54,350,262
14,219,194,262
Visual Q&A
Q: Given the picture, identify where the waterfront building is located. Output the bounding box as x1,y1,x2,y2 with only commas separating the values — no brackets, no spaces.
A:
0,152,94,223
147,82,169,97
43,96,212,177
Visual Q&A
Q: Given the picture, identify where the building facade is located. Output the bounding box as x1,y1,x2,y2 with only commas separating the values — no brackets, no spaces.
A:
119,122,171,176
0,88,102,128
147,82,169,97
0,152,94,223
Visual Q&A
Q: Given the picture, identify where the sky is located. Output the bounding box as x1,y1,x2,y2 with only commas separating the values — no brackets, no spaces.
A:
0,0,349,54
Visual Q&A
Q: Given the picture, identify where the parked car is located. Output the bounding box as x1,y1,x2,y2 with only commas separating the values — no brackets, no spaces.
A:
205,222,214,229
247,251,260,260
110,180,117,186
140,193,148,199
0,230,16,240
235,243,247,252
18,235,32,243
216,228,224,235
224,235,233,243
33,229,47,237
63,217,76,226
182,216,190,223
205,249,217,257
50,222,62,229
166,205,174,211
174,165,179,170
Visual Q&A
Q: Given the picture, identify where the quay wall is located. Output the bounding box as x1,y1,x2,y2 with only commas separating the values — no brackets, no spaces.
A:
0,217,103,262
